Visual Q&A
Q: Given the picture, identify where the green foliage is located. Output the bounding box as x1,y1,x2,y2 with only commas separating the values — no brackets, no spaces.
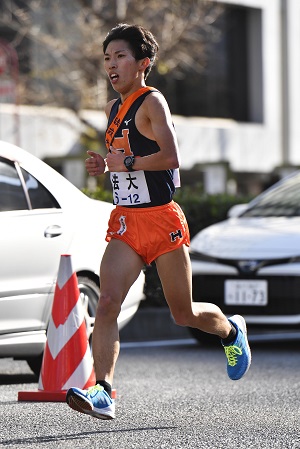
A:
82,186,113,203
174,184,252,238
83,183,252,235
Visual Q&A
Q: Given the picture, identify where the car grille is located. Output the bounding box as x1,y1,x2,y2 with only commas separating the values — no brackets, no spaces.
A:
192,274,300,316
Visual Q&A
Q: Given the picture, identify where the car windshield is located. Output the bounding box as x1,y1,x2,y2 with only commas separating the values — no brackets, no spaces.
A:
241,172,300,217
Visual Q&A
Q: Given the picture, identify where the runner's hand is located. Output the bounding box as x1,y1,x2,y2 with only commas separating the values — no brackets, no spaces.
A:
106,151,127,172
85,151,106,176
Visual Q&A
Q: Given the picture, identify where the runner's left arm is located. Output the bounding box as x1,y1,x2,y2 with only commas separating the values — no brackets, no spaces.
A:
106,92,180,172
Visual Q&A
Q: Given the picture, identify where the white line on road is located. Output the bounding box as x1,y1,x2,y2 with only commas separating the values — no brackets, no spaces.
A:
121,338,197,349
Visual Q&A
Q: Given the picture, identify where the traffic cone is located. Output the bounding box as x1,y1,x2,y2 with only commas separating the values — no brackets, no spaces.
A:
18,254,98,402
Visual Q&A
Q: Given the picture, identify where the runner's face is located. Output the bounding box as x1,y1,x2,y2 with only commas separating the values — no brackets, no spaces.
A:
104,40,144,94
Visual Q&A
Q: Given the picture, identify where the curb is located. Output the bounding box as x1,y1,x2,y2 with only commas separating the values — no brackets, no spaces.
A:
119,307,190,342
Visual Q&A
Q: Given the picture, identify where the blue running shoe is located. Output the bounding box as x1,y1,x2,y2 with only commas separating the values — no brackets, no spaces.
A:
66,384,115,420
222,315,251,380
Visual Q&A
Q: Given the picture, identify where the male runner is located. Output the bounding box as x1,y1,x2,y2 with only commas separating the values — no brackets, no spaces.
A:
66,23,251,420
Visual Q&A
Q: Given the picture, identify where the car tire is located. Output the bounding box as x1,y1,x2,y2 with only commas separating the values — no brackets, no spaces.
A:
77,276,100,343
188,327,220,346
26,276,99,376
26,354,43,378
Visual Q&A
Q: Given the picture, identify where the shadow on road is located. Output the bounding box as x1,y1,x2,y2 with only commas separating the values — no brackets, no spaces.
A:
0,372,38,385
1,426,178,447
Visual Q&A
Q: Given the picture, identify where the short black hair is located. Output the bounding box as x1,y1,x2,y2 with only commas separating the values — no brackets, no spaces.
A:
103,23,159,79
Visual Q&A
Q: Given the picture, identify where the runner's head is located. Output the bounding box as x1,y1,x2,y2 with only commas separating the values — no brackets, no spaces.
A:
103,24,159,79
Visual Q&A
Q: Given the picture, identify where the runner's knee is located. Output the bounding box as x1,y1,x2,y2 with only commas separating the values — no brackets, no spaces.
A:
171,309,192,327
96,293,121,320
171,306,215,328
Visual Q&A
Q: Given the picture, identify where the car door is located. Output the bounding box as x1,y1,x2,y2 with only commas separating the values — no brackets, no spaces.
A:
0,156,70,335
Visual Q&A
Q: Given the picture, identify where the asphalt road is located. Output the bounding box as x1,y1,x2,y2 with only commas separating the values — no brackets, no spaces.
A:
0,339,300,449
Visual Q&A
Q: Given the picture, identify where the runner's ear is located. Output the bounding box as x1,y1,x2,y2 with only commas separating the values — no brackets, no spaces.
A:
139,57,151,72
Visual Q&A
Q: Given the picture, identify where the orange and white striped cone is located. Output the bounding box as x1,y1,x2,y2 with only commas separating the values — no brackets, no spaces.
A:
18,254,96,402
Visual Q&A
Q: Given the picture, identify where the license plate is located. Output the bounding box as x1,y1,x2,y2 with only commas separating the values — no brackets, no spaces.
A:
225,280,268,306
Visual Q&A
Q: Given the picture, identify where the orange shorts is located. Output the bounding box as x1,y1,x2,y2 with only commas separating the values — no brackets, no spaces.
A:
105,201,190,265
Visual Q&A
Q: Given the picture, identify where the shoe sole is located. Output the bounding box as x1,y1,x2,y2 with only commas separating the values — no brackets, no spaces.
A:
229,314,252,378
66,392,115,420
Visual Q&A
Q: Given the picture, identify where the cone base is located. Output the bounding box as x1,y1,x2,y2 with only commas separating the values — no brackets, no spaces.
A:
18,388,117,402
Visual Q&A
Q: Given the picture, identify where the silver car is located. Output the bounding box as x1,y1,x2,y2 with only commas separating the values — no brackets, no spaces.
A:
0,141,145,375
190,171,300,343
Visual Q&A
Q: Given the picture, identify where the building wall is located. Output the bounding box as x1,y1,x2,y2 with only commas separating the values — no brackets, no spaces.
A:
1,0,299,194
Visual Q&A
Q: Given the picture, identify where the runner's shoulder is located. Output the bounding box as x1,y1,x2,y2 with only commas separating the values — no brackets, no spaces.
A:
105,99,119,118
143,89,171,117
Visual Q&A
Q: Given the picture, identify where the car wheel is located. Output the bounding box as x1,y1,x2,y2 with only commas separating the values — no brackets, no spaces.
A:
188,327,220,346
26,354,43,378
77,276,99,343
26,276,99,376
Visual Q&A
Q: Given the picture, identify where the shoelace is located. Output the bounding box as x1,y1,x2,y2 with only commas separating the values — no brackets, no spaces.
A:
87,384,104,395
224,345,243,366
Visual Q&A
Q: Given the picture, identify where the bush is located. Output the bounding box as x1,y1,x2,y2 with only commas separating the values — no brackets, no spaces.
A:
173,185,251,238
82,186,113,203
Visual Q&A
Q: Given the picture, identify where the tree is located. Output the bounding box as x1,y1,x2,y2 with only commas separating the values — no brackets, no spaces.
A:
0,0,224,111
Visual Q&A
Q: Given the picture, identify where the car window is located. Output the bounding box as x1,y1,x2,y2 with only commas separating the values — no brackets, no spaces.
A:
0,159,28,211
0,157,60,211
21,168,60,209
242,172,300,217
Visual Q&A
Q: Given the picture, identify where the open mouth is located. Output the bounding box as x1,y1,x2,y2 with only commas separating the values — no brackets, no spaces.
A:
110,73,119,83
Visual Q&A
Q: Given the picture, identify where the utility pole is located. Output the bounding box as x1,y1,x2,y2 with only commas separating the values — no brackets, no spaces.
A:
0,39,20,147
280,0,289,166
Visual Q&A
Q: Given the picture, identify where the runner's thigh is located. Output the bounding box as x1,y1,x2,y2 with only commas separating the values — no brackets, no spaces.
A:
155,244,193,309
100,238,145,302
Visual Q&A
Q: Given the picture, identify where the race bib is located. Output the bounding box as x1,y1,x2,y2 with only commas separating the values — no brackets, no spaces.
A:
110,171,151,206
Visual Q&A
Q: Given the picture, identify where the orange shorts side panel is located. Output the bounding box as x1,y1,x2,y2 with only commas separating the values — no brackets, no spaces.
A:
105,201,190,265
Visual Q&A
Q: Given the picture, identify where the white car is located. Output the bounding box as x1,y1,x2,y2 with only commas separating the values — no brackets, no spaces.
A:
190,171,300,343
0,141,145,374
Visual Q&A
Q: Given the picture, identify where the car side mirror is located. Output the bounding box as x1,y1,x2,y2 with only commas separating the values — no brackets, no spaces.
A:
227,204,248,218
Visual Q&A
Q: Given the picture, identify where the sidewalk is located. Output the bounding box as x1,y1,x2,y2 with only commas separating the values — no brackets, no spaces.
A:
119,307,190,342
